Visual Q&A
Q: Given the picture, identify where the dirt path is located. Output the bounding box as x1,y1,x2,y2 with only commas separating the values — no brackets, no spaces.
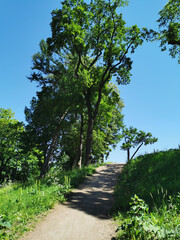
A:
21,163,124,240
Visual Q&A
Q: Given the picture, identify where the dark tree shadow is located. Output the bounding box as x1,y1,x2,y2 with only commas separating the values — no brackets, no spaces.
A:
64,164,124,219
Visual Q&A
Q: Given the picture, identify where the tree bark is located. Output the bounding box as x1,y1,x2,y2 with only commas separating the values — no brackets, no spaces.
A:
0,154,4,181
127,148,130,162
101,154,104,164
72,114,84,169
78,114,84,168
40,109,68,178
84,116,94,166
84,86,103,166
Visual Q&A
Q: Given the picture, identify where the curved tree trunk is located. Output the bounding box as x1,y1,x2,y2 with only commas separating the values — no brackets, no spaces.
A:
72,114,84,169
131,142,144,160
84,116,94,166
78,114,84,168
40,109,68,178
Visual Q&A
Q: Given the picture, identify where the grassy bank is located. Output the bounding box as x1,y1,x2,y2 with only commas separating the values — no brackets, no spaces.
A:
113,149,180,239
0,164,98,239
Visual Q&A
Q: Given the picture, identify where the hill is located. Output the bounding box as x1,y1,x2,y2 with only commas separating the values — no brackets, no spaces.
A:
114,148,180,239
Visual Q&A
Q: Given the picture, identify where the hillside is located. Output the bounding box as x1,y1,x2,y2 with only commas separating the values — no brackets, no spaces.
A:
114,148,180,239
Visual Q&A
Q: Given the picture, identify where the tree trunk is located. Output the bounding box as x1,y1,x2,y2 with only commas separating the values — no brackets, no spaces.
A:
40,109,68,178
84,116,94,166
127,148,130,162
40,125,61,178
78,114,84,168
84,85,104,166
72,114,84,169
101,154,104,164
131,142,144,160
0,154,4,181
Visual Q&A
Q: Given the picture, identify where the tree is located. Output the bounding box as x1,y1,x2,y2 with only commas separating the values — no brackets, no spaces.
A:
92,83,124,163
157,0,180,63
120,126,158,162
0,108,40,182
26,40,86,177
46,0,148,166
26,70,124,174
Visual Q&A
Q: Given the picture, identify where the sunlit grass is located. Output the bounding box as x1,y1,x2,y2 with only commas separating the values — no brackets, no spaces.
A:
114,148,180,210
0,164,98,239
114,148,180,239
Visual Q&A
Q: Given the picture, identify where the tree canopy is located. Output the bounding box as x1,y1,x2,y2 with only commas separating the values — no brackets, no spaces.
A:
28,0,149,173
157,0,180,63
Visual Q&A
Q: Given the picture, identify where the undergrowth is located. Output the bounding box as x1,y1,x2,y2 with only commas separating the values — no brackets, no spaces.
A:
0,164,98,239
113,148,180,239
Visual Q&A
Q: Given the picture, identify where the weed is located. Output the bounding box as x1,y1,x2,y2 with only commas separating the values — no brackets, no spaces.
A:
116,195,180,239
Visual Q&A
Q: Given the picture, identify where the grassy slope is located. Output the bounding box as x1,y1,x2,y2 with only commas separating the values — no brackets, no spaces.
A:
114,149,180,210
0,164,98,240
113,149,180,239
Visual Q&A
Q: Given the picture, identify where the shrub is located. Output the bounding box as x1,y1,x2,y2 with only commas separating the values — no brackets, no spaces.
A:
116,194,180,240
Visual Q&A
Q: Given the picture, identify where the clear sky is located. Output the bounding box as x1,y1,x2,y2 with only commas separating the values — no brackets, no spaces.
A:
0,0,179,163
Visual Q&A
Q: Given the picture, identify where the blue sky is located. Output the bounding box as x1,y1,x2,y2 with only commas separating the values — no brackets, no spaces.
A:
0,0,179,163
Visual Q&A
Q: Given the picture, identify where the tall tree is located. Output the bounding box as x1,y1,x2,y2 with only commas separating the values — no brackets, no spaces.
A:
47,0,148,165
26,40,86,176
157,0,180,63
120,126,158,162
92,83,124,162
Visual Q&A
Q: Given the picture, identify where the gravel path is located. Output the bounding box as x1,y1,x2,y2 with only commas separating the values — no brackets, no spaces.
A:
21,163,124,240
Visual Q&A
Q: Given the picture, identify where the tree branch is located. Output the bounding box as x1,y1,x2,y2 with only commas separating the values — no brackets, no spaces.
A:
89,52,102,69
168,40,180,46
111,39,134,71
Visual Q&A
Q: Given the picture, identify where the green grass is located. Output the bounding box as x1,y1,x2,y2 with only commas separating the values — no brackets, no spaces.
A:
114,149,180,210
45,164,98,188
0,164,98,239
115,194,180,239
113,148,180,239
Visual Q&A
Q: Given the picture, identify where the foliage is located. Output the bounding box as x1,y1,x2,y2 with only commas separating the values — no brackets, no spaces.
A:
25,73,124,174
157,0,180,63
0,164,98,239
0,108,41,182
0,181,68,239
120,126,158,161
45,163,98,188
116,194,180,240
92,84,124,162
27,42,125,174
27,0,150,172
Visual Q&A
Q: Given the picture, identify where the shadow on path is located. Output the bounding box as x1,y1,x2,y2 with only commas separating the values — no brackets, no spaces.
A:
65,164,124,219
